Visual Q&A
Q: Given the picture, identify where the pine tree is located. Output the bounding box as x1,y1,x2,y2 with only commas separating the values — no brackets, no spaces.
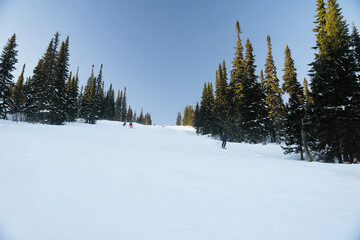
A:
240,38,267,143
81,65,97,124
281,45,305,159
121,87,127,122
213,61,228,136
228,21,246,141
103,84,115,120
52,36,70,124
193,101,200,134
309,0,359,162
126,106,133,122
264,35,284,143
12,64,26,121
183,105,194,126
0,34,18,119
199,83,214,135
115,90,122,121
351,23,360,72
25,33,61,124
137,108,144,124
94,64,104,119
176,112,182,125
144,113,152,125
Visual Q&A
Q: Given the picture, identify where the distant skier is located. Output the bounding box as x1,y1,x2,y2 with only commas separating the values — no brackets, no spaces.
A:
129,122,133,128
221,133,229,148
123,122,126,126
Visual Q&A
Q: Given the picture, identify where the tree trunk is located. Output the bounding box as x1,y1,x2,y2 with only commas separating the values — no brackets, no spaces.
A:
301,122,313,162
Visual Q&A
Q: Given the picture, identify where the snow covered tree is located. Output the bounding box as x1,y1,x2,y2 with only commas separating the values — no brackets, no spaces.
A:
0,34,18,119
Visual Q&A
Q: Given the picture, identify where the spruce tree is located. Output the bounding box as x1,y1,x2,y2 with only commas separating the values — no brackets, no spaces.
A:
282,45,305,159
12,64,26,121
228,21,246,141
121,87,127,122
240,38,267,143
115,90,122,121
52,36,70,124
351,23,360,72
264,35,284,143
81,65,97,124
199,83,214,135
137,108,144,124
310,0,359,162
193,101,200,134
176,112,182,126
0,34,18,119
144,113,152,125
126,106,133,122
183,105,194,126
94,64,104,119
103,84,115,120
213,61,228,136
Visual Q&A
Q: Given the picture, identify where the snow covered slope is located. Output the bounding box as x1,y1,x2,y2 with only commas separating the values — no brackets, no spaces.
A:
1,120,360,240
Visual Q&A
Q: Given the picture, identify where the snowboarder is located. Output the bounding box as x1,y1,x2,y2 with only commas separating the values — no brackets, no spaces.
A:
221,133,229,148
129,122,133,128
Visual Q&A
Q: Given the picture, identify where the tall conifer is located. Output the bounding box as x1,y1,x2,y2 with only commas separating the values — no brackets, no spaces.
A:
264,35,284,142
0,34,18,119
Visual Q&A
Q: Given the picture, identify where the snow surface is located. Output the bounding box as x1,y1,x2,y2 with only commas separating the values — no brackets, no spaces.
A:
1,120,360,240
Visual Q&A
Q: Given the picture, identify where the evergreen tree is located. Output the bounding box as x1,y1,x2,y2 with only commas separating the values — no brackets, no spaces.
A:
176,112,182,125
229,21,246,141
350,23,360,72
240,38,267,143
0,34,18,119
282,45,305,159
264,35,284,142
81,65,97,124
103,84,115,120
309,0,359,162
199,83,214,135
121,87,127,122
193,101,200,134
183,105,194,126
303,78,312,104
94,64,104,119
213,61,228,136
65,69,79,122
25,33,61,124
144,113,152,125
52,36,70,124
126,106,133,122
12,64,26,121
115,90,122,121
137,108,144,124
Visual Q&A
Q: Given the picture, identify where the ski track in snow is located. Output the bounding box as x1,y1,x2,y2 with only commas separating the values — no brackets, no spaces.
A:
1,120,360,240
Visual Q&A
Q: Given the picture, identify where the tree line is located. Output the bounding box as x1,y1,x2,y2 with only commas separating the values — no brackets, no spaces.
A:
180,0,360,163
0,32,152,125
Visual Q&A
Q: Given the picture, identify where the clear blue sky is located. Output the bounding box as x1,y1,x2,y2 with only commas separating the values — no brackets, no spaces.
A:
0,0,359,125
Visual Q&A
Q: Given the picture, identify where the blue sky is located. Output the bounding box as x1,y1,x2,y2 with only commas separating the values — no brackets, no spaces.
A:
0,0,359,125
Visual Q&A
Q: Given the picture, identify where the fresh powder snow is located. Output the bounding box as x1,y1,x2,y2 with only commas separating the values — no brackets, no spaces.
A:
1,120,360,240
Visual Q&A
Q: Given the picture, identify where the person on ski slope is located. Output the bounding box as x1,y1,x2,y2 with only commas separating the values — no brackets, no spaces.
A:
221,133,229,148
129,122,133,128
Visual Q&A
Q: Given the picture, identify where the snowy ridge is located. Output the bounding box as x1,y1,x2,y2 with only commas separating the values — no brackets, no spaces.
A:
1,120,360,240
